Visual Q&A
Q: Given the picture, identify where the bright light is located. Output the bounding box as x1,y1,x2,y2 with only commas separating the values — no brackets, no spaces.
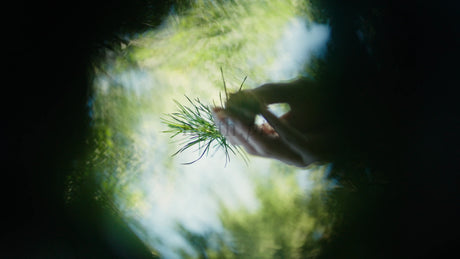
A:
89,0,334,258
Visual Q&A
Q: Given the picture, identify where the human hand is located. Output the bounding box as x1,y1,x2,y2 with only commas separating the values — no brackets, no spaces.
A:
212,83,319,167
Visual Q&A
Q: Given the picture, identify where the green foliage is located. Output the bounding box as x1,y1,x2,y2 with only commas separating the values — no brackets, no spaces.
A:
171,166,335,259
77,1,338,258
216,174,326,258
162,95,247,165
130,0,311,85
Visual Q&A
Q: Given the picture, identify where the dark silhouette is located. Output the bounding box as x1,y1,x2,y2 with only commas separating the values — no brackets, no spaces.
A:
5,0,458,258
213,0,460,258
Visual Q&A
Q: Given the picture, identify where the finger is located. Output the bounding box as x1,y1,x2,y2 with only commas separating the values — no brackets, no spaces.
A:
260,108,318,165
213,107,313,166
212,108,261,155
243,130,308,167
250,78,316,105
212,108,238,137
226,117,303,165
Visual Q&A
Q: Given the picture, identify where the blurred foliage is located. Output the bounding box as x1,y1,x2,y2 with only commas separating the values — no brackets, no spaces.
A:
80,0,322,206
129,0,315,85
173,165,334,259
215,167,333,258
64,0,363,258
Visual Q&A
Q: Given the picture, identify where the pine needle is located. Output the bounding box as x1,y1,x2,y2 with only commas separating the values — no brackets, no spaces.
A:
162,96,248,165
162,69,249,165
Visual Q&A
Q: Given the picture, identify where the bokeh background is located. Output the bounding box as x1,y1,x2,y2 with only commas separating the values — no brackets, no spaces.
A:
4,0,459,258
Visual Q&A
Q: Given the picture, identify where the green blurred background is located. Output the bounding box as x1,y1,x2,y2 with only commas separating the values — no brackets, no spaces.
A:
4,0,459,258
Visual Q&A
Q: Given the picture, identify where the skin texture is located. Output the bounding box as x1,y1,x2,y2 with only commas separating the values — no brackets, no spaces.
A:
212,78,337,167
